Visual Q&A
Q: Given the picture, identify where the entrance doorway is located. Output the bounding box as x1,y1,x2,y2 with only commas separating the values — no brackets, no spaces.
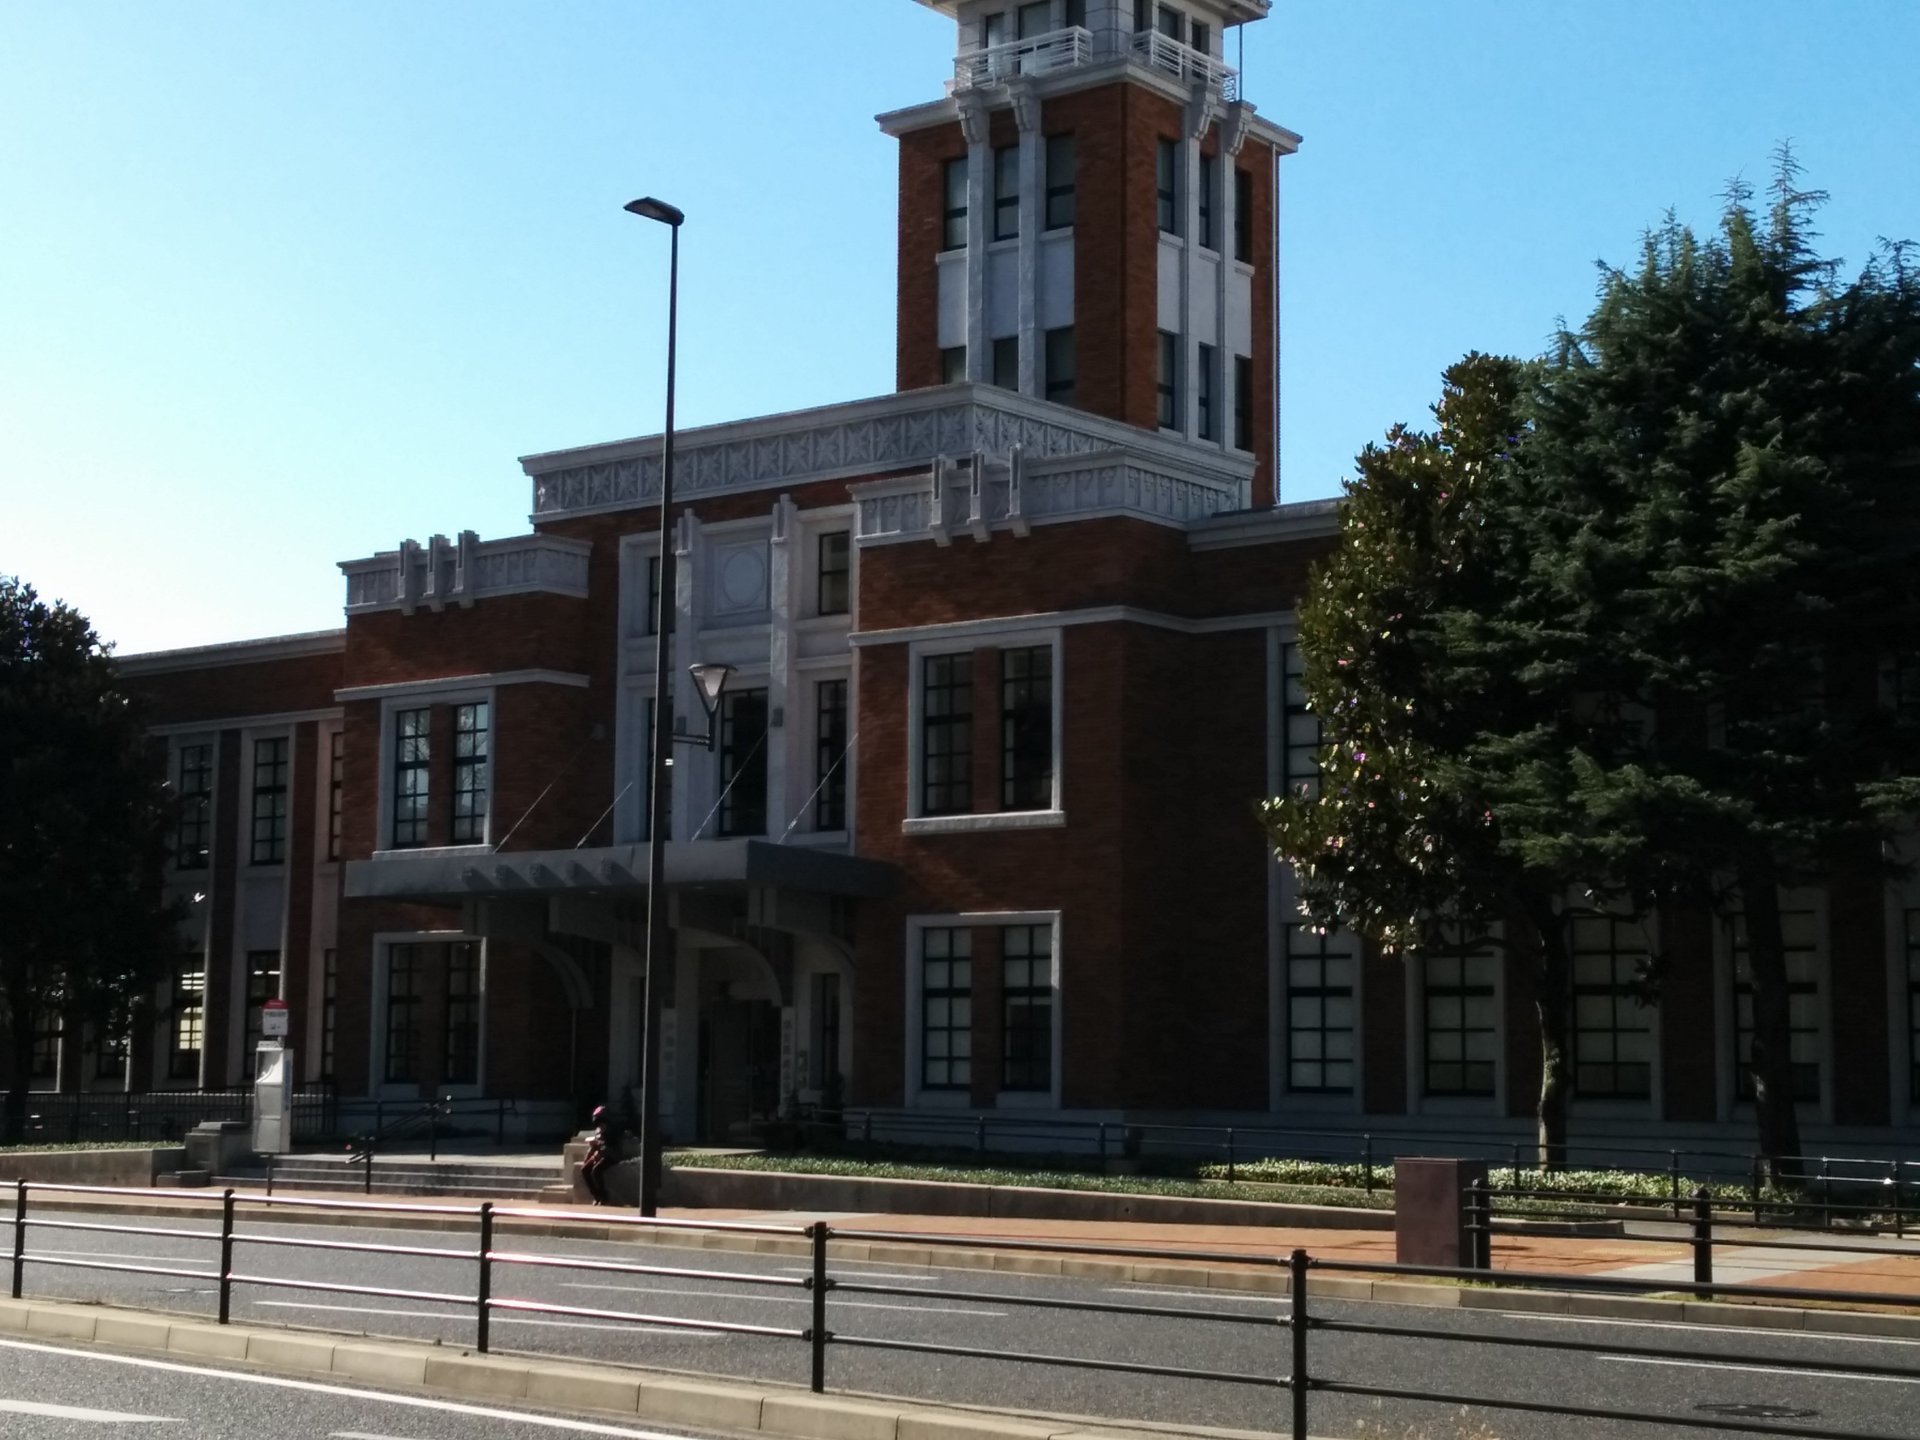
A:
698,999,780,1142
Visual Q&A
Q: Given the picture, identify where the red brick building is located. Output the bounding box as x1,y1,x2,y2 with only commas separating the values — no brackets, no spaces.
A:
47,1,1920,1155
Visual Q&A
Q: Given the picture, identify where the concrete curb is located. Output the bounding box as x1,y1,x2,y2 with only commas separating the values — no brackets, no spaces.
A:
25,1192,1920,1341
0,1294,1257,1440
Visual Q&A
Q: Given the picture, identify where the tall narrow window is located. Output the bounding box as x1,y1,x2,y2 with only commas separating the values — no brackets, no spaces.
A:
718,687,770,837
451,702,489,844
1198,152,1218,250
810,971,843,1090
392,708,430,848
981,10,1006,48
170,958,204,1082
444,941,481,1086
1156,4,1184,42
1191,19,1211,55
321,947,338,1081
1001,645,1053,810
993,144,1020,241
941,345,968,384
1907,909,1920,1102
243,950,282,1056
384,944,422,1085
920,926,972,1091
817,531,851,616
1233,355,1254,452
1134,0,1151,31
326,731,344,862
1571,913,1654,1099
815,678,849,831
174,743,213,870
30,1014,59,1084
94,1029,127,1081
1286,924,1356,1093
1731,906,1822,1103
1157,330,1180,430
1197,342,1218,441
1065,0,1085,28
992,336,1019,390
1001,923,1053,1091
250,736,289,864
1016,1,1048,38
1234,168,1253,261
1156,139,1179,234
922,654,973,816
645,554,676,636
640,698,669,842
1423,944,1498,1097
1043,327,1075,405
1278,641,1320,799
942,157,969,252
1044,133,1075,230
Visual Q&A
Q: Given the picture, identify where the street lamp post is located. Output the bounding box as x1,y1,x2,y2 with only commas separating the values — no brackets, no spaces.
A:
628,194,685,1218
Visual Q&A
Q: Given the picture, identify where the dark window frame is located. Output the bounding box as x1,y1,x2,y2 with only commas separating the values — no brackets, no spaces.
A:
242,950,282,1057
1197,341,1217,441
450,701,489,845
1278,641,1320,798
1001,922,1054,1092
1157,330,1180,430
169,958,204,1082
321,947,338,1081
1233,167,1254,261
384,943,422,1086
1423,947,1498,1098
942,157,969,252
444,941,481,1086
921,654,973,816
718,687,770,838
920,926,973,1092
392,707,431,849
1570,914,1654,1100
326,730,344,862
1000,645,1054,811
1286,924,1355,1094
1198,151,1218,250
174,742,213,870
1043,326,1075,406
940,345,968,384
815,677,849,832
1233,354,1254,452
817,531,851,616
1044,133,1075,230
992,336,1019,390
1156,138,1179,234
1731,908,1822,1104
250,736,290,865
993,144,1020,242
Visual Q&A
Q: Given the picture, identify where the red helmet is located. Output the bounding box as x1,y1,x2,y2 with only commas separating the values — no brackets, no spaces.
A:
591,1106,607,1121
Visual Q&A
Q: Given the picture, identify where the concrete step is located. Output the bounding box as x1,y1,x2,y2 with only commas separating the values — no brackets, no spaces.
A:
216,1162,556,1198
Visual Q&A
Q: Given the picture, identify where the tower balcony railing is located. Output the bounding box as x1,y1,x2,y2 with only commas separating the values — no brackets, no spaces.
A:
951,26,1092,91
1130,28,1241,101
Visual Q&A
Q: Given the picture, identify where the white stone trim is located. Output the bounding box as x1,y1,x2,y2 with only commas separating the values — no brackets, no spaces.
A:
148,707,342,738
373,685,498,852
904,909,1063,1110
854,603,1292,649
370,930,488,1100
335,670,587,703
903,810,1066,835
341,532,591,614
905,626,1064,823
118,629,345,675
1188,499,1340,549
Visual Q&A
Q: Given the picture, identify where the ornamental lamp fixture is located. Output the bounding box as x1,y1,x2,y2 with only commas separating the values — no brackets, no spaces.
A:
685,661,736,748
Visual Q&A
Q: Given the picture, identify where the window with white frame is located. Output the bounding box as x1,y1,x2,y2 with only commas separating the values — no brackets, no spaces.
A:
445,941,481,1086
326,731,344,862
1001,923,1053,1092
451,701,489,844
921,654,973,816
817,531,851,616
920,926,973,1091
385,943,424,1085
1423,942,1498,1098
1000,645,1053,810
1278,640,1319,797
1044,133,1075,230
250,736,289,864
1571,913,1654,1100
1286,923,1355,1094
815,678,849,832
170,957,204,1082
243,950,282,1056
1730,906,1823,1103
993,144,1019,242
718,687,770,837
942,157,968,252
174,742,213,870
392,708,430,848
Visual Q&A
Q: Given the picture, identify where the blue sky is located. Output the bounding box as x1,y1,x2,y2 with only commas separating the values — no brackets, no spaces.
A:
4,2,1915,654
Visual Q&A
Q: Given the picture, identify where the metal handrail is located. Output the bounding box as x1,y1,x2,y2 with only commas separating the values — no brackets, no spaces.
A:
952,26,1092,91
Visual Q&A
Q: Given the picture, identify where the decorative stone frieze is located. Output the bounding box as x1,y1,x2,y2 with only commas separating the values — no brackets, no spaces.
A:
340,531,591,614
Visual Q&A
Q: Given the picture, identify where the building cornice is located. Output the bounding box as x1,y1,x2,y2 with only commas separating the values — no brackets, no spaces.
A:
1188,499,1341,550
333,669,590,703
339,531,592,614
850,603,1294,649
117,629,346,676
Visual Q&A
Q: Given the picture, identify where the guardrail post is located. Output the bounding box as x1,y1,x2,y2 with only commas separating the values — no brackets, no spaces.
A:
429,1100,440,1163
1362,1133,1374,1195
476,1202,494,1354
496,1099,506,1146
1691,1186,1713,1300
1466,1177,1491,1270
1668,1150,1682,1221
217,1188,236,1325
1892,1162,1905,1239
1750,1153,1763,1222
11,1181,26,1300
1226,1128,1237,1184
974,1115,986,1157
1096,1122,1107,1166
264,1153,274,1197
1287,1248,1310,1440
1507,1142,1520,1190
808,1220,831,1393
1819,1156,1831,1228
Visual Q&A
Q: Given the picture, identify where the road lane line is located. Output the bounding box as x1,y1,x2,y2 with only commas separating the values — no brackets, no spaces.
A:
0,1337,718,1436
250,1300,721,1336
778,1266,942,1283
0,1398,179,1422
1111,1288,1287,1305
1518,1313,1920,1348
559,1281,1004,1317
1599,1355,1920,1385
29,1248,209,1265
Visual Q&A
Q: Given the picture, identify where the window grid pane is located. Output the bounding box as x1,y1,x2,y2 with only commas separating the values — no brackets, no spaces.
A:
1001,924,1053,1092
327,731,345,862
817,531,851,616
1233,166,1253,261
1044,327,1075,406
1570,914,1653,1099
451,702,489,844
1279,642,1319,797
943,158,968,251
170,958,204,1081
1156,139,1178,234
1198,152,1217,250
922,654,973,816
174,744,213,870
250,737,289,864
1157,331,1179,430
386,944,422,1085
814,678,850,831
243,950,282,1056
1233,354,1253,452
921,927,973,1090
1000,645,1053,810
321,947,338,1080
719,688,770,837
444,942,481,1085
993,145,1019,242
1197,342,1217,441
392,708,431,848
1286,925,1355,1094
1424,938,1497,1097
1730,908,1822,1103
1044,133,1075,230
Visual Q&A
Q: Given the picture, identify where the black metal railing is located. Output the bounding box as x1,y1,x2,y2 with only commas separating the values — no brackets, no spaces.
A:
0,1087,338,1146
6,1178,1919,1440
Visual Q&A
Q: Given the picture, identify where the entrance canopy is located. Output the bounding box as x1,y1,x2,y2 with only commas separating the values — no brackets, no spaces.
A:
344,839,895,904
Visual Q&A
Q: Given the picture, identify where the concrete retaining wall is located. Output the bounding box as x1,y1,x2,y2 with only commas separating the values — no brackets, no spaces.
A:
660,1165,1393,1229
0,1148,188,1188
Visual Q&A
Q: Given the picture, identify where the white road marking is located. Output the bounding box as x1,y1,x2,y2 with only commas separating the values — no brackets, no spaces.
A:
1520,1312,1920,1348
332,1433,428,1439
779,1265,942,1283
1111,1287,1286,1305
560,1281,1004,1317
249,1300,720,1336
0,1336,716,1437
30,1248,209,1265
0,1398,178,1422
1599,1355,1920,1385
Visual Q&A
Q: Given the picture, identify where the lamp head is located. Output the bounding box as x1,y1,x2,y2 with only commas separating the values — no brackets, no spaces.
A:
688,661,735,717
624,196,685,228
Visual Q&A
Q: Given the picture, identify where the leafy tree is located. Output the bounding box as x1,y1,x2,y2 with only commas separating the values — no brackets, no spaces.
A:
0,578,180,1141
1262,354,1642,1161
1514,161,1920,1177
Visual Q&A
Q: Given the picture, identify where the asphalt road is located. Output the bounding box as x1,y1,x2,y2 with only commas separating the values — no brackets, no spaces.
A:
0,1331,722,1439
15,1211,1920,1440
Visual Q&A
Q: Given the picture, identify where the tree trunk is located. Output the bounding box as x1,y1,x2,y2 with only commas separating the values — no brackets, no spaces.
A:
1736,856,1804,1186
1525,896,1572,1170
